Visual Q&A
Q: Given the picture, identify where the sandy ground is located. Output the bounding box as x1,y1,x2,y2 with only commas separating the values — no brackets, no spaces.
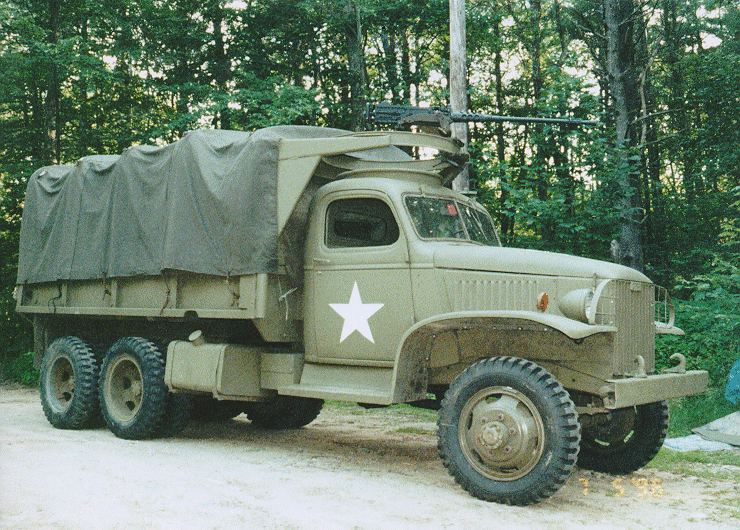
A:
1,386,739,530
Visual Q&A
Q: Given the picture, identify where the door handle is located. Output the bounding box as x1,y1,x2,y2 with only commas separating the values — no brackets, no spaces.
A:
313,258,332,265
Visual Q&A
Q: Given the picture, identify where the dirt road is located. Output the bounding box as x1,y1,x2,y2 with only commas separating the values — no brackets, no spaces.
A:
1,387,738,530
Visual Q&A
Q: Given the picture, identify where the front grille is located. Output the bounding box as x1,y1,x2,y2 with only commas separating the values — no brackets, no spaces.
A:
594,280,655,375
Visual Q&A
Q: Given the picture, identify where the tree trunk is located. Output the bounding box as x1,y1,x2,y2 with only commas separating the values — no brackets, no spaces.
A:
605,0,644,271
345,0,367,131
554,1,568,60
211,4,231,130
75,9,90,158
493,17,511,240
530,1,552,242
380,26,400,104
45,0,61,164
635,7,662,270
400,29,412,104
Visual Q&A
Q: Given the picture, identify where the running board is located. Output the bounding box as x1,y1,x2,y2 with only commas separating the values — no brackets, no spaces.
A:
279,363,395,405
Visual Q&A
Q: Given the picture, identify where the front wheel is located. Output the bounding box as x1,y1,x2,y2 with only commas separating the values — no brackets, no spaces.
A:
437,357,580,506
578,401,669,474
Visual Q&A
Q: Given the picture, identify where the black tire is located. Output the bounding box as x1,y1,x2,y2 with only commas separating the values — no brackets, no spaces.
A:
245,396,324,429
148,340,193,438
39,336,100,429
578,401,669,474
88,340,110,367
99,337,169,440
156,393,194,438
191,397,246,423
437,357,581,506
86,340,112,428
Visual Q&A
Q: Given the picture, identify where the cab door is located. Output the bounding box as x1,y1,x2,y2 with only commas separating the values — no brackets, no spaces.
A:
305,192,414,364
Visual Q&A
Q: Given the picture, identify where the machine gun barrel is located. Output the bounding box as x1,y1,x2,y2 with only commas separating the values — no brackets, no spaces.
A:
450,112,599,127
367,103,598,128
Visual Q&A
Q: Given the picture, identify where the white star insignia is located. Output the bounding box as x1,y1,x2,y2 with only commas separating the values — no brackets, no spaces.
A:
329,282,384,343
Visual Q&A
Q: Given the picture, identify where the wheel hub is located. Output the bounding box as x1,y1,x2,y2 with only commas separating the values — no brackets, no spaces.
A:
587,407,637,443
105,355,144,423
459,387,545,481
48,355,75,412
478,421,508,449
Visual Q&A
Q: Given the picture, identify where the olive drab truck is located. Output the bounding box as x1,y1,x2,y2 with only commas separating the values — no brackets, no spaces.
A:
16,125,708,506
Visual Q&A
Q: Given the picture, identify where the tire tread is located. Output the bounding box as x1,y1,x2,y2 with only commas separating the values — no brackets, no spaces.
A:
40,336,100,430
578,400,669,474
437,356,580,505
99,337,169,440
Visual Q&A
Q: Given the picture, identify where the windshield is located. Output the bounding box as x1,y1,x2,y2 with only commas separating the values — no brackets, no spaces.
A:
404,195,500,246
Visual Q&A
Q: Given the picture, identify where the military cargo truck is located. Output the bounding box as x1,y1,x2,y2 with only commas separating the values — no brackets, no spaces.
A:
16,125,707,505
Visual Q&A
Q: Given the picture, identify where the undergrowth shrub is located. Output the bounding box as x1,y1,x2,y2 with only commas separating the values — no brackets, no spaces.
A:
658,257,740,434
0,351,38,387
666,388,738,437
656,299,740,387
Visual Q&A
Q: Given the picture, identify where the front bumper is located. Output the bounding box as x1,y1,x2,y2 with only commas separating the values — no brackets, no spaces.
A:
604,370,709,409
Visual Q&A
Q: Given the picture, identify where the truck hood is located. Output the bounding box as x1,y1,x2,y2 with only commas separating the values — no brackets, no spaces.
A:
432,244,651,283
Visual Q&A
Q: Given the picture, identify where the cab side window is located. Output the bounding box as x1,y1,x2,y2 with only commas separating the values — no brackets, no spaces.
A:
325,198,400,248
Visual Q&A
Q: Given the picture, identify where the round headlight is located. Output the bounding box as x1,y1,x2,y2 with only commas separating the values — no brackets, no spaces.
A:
558,289,594,323
583,290,595,321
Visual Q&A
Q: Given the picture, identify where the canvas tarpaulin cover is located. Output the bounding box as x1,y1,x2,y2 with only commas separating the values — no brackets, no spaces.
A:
17,126,352,285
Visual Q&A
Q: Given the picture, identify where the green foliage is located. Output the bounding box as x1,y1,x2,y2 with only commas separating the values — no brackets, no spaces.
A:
0,163,33,364
472,68,620,262
657,187,740,388
225,75,322,131
649,446,740,477
659,284,740,395
665,389,738,438
656,299,740,388
0,351,38,387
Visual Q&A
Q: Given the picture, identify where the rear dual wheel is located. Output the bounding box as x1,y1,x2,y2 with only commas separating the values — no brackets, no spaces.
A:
40,337,100,429
99,337,191,440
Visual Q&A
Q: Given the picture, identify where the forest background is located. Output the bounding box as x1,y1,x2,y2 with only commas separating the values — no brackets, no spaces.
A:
1,0,739,428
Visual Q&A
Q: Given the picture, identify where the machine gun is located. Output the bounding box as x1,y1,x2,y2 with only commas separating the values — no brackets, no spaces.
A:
367,102,598,135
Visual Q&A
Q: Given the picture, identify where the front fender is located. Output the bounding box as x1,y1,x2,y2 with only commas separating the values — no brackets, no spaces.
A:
389,311,616,403
406,310,617,341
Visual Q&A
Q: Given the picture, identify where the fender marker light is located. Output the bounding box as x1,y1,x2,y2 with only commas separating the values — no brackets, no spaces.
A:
537,292,549,312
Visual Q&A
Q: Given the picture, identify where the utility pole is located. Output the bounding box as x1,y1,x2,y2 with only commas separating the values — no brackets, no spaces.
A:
449,0,469,192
